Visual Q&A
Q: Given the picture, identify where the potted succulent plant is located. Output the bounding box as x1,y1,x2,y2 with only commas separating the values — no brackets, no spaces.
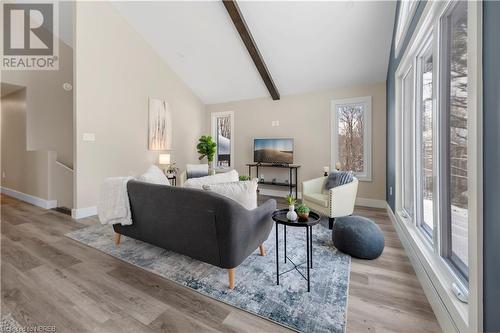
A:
296,203,310,222
285,194,297,221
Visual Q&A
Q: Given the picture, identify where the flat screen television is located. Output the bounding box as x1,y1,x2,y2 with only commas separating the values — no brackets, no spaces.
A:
253,138,294,164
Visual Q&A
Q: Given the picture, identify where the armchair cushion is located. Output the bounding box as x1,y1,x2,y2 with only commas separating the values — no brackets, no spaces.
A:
302,193,329,208
323,171,354,193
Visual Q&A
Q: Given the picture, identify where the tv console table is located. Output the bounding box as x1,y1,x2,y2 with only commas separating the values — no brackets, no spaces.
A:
246,163,301,199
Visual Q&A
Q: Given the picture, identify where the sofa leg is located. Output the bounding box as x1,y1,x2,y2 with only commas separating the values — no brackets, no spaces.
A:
114,232,121,245
259,244,266,256
329,218,335,230
228,268,235,289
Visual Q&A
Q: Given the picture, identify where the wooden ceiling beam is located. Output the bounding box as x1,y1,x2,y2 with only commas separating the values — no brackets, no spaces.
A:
222,0,280,100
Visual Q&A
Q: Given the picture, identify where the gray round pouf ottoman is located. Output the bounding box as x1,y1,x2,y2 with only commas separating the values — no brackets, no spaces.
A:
332,216,384,259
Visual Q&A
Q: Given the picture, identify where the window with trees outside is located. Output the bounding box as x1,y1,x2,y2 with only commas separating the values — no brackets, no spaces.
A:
331,97,372,181
398,1,470,282
211,111,234,169
441,0,469,280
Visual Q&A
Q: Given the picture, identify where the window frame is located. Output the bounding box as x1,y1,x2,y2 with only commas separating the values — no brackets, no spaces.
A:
393,1,482,331
330,96,372,181
401,65,416,222
438,0,470,283
210,111,234,170
395,0,419,57
414,35,436,242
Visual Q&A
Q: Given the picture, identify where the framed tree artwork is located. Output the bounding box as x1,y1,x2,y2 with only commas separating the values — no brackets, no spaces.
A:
148,98,172,150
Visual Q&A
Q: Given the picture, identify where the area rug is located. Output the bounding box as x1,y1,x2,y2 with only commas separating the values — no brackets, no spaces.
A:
1,313,26,332
66,221,350,332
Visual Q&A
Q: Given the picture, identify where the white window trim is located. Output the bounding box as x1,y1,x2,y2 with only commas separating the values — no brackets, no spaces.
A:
330,96,372,181
210,111,235,170
395,0,419,57
393,1,483,332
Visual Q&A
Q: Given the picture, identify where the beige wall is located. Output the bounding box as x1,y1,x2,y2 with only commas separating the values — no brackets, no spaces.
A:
206,82,386,201
1,38,74,168
74,2,205,209
1,89,51,200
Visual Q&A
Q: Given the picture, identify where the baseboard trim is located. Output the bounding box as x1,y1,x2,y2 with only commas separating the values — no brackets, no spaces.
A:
71,206,97,219
0,186,57,209
385,203,457,333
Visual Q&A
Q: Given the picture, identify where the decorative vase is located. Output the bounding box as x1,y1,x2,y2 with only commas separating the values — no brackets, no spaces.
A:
208,161,216,175
286,205,297,221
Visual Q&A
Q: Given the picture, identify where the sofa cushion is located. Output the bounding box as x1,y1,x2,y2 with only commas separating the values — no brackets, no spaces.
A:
184,169,239,189
323,171,354,193
203,179,258,210
186,164,209,179
303,193,329,208
137,165,170,186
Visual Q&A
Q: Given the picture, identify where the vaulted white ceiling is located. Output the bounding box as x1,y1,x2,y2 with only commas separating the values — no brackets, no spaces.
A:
112,1,395,104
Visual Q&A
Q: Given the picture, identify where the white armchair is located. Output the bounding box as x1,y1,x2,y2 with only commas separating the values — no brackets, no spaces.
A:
302,176,358,229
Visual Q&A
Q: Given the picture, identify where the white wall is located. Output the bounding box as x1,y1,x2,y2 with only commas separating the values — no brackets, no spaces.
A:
74,2,205,210
1,89,50,200
206,82,387,202
1,32,74,167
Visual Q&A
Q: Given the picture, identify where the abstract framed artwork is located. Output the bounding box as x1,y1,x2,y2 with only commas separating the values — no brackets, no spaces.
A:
148,98,172,150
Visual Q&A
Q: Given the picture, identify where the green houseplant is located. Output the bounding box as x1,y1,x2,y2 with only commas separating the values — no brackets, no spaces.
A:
239,175,251,181
296,203,310,221
285,194,296,206
197,135,217,169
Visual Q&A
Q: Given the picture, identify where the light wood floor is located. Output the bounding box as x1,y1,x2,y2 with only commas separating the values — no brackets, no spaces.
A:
1,194,441,333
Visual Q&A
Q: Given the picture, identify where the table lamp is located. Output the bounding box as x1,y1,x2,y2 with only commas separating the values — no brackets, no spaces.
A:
159,154,170,173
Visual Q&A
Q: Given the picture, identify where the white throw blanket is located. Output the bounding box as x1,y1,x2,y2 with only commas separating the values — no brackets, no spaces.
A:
98,177,133,226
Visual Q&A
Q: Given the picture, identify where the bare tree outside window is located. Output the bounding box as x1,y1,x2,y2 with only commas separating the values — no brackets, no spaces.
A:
216,115,231,167
421,48,434,235
337,104,364,173
447,1,468,273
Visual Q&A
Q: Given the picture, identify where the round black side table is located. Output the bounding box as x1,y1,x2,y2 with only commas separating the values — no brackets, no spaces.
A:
272,209,321,292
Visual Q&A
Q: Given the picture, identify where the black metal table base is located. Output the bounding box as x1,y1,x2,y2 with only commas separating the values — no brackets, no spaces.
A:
275,223,314,292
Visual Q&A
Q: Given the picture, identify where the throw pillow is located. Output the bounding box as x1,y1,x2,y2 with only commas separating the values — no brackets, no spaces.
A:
323,171,354,192
137,165,170,186
203,178,258,210
186,164,209,179
184,169,239,189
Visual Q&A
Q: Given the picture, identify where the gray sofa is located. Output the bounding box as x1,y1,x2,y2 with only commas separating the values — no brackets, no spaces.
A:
113,180,276,289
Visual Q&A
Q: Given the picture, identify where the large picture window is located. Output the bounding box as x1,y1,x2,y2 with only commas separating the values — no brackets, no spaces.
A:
397,0,473,285
395,1,481,329
331,97,372,181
